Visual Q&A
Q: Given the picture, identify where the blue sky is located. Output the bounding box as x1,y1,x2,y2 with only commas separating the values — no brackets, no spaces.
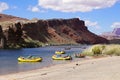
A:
0,0,120,35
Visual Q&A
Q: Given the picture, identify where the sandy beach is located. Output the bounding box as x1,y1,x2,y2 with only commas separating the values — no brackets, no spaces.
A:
0,56,120,80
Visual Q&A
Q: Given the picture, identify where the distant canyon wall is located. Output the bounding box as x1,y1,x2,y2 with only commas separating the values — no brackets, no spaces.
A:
100,28,120,44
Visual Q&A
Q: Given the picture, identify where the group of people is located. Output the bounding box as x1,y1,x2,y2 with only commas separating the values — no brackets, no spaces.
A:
19,55,36,59
53,54,70,58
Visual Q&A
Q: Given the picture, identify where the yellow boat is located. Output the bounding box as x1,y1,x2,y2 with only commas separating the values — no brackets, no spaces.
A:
18,56,42,62
52,55,72,60
55,51,65,54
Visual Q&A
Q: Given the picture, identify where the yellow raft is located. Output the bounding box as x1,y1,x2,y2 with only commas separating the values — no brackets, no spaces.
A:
55,51,65,54
52,55,72,60
18,56,42,62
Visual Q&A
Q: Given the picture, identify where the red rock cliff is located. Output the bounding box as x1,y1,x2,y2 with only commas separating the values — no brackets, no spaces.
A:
0,18,108,48
16,18,108,44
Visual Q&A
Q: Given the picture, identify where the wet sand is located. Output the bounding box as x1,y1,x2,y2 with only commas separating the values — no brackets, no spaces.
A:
0,56,120,80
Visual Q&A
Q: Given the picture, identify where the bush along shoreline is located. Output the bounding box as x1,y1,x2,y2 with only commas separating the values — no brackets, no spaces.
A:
82,44,120,57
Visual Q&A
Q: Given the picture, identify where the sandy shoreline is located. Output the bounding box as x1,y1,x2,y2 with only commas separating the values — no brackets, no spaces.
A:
1,56,120,80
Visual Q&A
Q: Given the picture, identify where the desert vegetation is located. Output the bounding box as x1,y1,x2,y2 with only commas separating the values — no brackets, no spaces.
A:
82,44,120,56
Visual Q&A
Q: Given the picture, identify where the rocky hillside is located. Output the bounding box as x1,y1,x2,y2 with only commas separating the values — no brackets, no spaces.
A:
0,13,28,22
0,14,108,48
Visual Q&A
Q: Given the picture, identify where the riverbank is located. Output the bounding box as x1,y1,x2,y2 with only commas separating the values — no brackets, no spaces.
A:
0,56,120,80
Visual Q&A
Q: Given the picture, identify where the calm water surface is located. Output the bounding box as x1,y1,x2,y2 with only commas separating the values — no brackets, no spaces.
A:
0,45,88,75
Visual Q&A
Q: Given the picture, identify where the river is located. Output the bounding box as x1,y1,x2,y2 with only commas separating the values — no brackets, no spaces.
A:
0,45,88,75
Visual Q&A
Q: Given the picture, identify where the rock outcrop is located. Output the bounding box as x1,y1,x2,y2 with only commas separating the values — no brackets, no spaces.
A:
0,13,28,22
0,25,6,48
0,14,108,48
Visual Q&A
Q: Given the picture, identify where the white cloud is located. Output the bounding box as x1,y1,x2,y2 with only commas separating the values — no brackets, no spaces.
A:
28,6,40,12
38,0,118,12
0,2,9,13
85,20,100,29
111,22,120,28
28,5,46,13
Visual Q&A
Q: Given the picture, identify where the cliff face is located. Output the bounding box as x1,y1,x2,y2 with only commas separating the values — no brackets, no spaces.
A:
0,18,108,48
42,18,108,44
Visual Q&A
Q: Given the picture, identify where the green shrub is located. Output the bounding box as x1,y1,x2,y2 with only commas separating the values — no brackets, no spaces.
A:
102,44,120,56
7,43,21,49
82,52,94,56
105,49,116,55
83,44,120,56
92,46,102,56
